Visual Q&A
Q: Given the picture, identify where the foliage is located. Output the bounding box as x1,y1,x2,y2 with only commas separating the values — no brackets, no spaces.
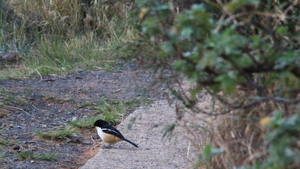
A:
136,0,300,108
195,144,224,168
257,111,300,169
134,0,300,168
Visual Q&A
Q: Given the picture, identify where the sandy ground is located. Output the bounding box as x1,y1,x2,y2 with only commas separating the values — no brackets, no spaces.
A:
81,100,196,169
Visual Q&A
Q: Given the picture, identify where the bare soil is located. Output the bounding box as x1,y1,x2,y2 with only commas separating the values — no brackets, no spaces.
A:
0,64,161,169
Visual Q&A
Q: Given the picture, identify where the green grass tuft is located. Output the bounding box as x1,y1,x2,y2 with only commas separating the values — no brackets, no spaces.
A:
18,151,33,159
68,113,121,129
69,98,145,128
68,117,98,128
0,138,9,146
33,152,58,160
18,151,57,160
35,128,77,140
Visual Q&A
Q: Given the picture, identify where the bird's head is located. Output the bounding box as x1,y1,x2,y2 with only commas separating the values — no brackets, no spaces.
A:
92,119,109,128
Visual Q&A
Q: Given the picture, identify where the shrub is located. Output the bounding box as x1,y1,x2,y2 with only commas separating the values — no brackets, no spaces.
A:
133,0,300,168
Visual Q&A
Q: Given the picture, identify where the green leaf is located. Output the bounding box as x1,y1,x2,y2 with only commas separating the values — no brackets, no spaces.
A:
181,27,193,39
227,0,259,13
189,86,203,99
135,0,150,7
202,144,224,161
215,73,237,94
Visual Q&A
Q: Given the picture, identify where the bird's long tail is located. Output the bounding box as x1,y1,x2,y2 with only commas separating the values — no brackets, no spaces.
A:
123,138,138,147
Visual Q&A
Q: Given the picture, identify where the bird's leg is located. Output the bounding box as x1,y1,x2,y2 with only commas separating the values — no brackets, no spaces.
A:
102,143,113,149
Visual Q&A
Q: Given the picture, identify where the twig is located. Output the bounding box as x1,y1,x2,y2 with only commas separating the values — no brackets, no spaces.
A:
272,1,299,31
187,140,191,158
216,0,238,25
91,135,95,145
3,105,30,115
35,68,43,82
111,89,122,93
250,96,300,104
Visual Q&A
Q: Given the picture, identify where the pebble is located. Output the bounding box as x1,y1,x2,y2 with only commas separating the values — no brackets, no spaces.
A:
71,117,78,121
30,146,38,151
66,136,82,143
71,136,82,143
13,145,20,150
92,134,100,139
82,141,93,145
22,141,35,144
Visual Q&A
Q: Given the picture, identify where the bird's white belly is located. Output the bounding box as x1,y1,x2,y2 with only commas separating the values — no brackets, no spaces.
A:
96,127,105,140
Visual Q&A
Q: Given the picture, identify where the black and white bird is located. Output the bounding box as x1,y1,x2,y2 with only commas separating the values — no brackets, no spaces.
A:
92,119,138,148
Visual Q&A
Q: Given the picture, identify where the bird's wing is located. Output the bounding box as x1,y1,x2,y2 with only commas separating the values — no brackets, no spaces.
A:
102,124,125,139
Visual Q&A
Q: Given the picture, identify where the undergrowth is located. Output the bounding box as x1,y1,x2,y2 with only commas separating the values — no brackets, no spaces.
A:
0,0,136,79
133,0,300,168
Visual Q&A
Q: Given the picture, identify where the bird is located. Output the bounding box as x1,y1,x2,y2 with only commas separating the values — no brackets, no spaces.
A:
92,119,138,148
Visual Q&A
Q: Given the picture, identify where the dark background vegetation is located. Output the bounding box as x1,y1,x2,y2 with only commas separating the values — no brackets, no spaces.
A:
1,0,300,168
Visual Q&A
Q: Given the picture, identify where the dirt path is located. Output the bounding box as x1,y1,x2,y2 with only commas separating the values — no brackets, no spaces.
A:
0,65,163,169
81,100,195,169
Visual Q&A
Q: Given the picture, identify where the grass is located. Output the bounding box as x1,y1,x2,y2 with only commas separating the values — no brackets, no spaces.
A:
93,98,142,119
0,88,28,107
35,128,77,140
77,101,95,109
37,98,141,140
123,98,147,111
69,98,145,128
18,151,57,160
0,137,9,159
0,0,137,80
0,88,15,105
0,138,9,146
0,137,15,162
93,104,120,123
69,100,121,128
0,34,121,79
68,117,99,129
93,98,141,114
67,115,121,128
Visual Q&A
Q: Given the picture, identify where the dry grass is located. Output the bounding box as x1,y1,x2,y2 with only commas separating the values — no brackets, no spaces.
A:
196,89,298,168
167,79,299,168
210,107,266,168
0,0,136,79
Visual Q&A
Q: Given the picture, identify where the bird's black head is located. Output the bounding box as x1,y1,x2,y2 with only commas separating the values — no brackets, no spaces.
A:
92,119,109,128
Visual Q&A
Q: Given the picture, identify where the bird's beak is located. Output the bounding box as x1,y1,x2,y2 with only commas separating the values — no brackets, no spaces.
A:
92,125,95,128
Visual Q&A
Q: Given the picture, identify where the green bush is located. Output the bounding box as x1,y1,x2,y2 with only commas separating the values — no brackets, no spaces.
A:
136,0,299,101
257,112,300,169
134,0,300,168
